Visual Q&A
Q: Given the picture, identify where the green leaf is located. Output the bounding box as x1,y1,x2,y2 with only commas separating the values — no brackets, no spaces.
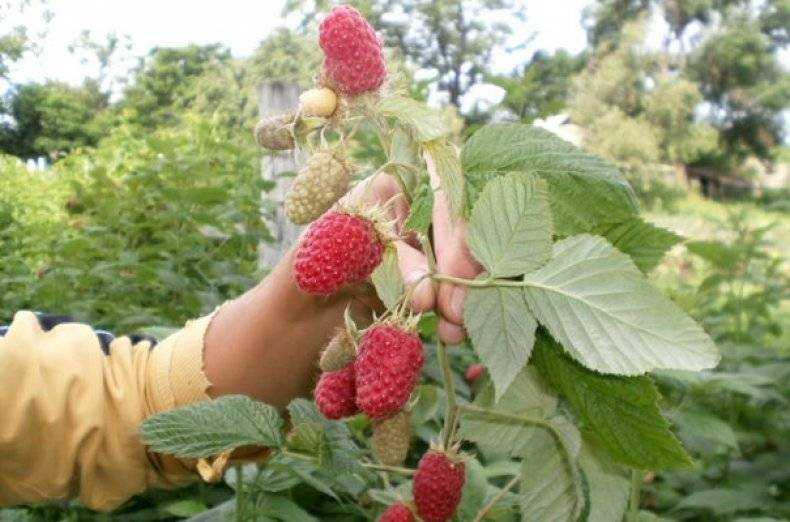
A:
404,180,433,233
459,366,559,459
388,126,422,195
258,494,319,522
286,399,363,474
468,173,552,277
523,234,719,375
462,124,638,235
380,96,452,142
685,240,741,269
424,139,464,217
674,488,768,516
579,445,630,522
519,416,585,522
666,409,739,452
594,217,682,273
457,459,489,521
160,499,207,517
371,245,404,310
139,395,284,458
533,335,693,470
465,284,538,400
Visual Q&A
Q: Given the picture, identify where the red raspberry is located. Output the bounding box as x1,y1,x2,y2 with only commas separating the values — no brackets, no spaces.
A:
413,451,466,522
315,363,358,420
379,503,415,522
465,363,485,384
355,323,424,420
294,210,385,295
319,5,387,95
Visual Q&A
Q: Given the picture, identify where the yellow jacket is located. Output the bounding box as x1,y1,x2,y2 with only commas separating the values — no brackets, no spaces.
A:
0,310,218,511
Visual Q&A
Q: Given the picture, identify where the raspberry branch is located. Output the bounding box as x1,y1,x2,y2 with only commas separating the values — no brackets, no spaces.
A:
471,475,520,522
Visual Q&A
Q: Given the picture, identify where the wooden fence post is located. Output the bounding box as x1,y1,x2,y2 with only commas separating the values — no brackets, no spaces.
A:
257,82,305,269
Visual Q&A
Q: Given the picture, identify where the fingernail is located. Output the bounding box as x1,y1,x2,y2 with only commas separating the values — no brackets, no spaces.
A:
404,269,427,286
450,286,466,320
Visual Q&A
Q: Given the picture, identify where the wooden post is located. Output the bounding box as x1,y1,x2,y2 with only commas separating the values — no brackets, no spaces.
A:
258,82,305,269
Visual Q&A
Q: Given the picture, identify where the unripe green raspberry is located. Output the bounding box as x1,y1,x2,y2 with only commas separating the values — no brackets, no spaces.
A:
285,150,350,225
372,410,411,466
299,87,338,118
320,328,357,372
254,112,295,150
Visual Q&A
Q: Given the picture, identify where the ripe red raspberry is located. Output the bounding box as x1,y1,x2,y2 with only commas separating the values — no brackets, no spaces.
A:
319,5,387,95
315,363,358,420
355,323,424,420
465,363,485,384
379,503,415,522
294,210,385,295
413,450,466,522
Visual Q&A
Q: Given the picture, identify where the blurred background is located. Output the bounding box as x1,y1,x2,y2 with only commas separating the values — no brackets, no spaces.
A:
0,0,788,520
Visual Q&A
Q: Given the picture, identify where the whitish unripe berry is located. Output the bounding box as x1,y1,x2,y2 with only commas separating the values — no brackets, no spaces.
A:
299,87,338,117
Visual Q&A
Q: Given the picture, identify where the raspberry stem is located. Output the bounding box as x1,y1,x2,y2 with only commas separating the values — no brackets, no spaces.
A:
432,273,528,287
362,462,416,476
471,475,520,522
437,339,458,449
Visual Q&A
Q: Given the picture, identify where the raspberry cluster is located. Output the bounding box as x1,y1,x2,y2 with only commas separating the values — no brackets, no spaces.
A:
314,321,424,424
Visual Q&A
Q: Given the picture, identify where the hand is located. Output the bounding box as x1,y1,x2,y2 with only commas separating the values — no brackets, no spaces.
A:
203,160,479,409
341,154,482,344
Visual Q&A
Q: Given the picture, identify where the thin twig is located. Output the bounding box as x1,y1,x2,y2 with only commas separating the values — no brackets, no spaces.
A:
472,475,520,522
361,462,416,475
437,339,458,449
432,273,528,288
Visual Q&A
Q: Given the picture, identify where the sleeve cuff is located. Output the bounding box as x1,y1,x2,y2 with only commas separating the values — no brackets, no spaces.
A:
150,308,219,413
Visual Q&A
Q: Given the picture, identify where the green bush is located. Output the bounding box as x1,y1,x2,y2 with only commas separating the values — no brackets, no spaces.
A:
0,117,269,330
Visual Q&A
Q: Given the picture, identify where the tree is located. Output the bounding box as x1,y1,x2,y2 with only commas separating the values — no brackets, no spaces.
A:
688,9,789,160
285,0,524,109
68,30,134,96
489,49,586,122
582,0,650,46
0,80,108,159
0,0,51,79
187,29,321,133
120,44,231,129
569,20,718,185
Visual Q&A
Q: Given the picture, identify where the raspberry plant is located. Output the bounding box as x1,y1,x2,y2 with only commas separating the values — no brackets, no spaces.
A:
140,5,720,521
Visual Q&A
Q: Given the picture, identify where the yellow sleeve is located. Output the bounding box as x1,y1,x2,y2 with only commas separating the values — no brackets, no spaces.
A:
0,310,217,511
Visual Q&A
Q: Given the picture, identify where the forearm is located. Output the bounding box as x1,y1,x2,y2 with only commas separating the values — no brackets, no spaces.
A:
203,247,376,410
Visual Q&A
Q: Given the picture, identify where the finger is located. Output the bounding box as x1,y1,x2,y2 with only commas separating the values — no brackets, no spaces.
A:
438,318,466,345
395,240,435,313
425,152,482,327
